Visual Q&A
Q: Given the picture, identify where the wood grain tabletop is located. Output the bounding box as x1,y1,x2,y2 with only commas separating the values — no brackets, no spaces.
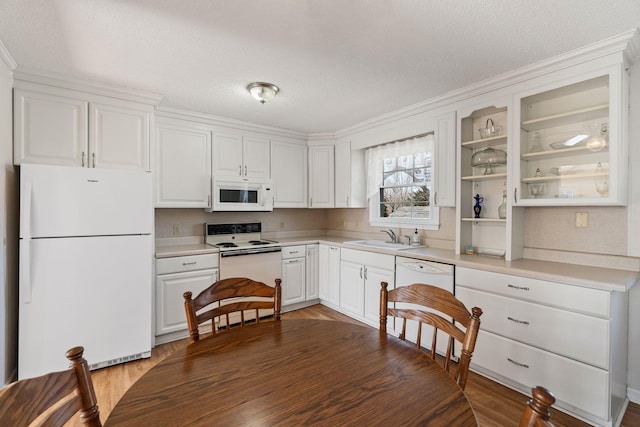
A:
105,319,478,426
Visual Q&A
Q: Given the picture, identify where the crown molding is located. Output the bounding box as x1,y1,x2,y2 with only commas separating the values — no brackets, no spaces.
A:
12,66,163,105
0,40,17,70
156,106,307,140
329,28,639,140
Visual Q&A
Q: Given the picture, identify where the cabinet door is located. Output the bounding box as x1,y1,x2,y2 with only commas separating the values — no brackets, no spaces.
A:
271,141,308,207
434,111,456,207
156,268,218,336
90,102,151,171
281,258,306,306
363,265,394,327
212,131,243,177
306,244,319,300
243,136,270,179
319,245,340,306
335,141,366,208
339,260,364,317
308,145,334,208
155,122,212,208
14,89,88,166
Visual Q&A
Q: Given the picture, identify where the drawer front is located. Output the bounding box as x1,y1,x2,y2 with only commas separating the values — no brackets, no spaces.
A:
457,287,610,369
281,245,306,259
456,267,610,317
156,253,219,274
340,248,394,271
473,330,609,420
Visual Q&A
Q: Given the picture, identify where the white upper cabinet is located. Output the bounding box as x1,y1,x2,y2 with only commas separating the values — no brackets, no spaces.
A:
14,89,88,167
433,111,457,207
14,86,152,171
308,145,335,208
90,102,150,170
456,96,524,261
212,130,270,179
512,63,628,206
154,119,212,208
334,140,366,208
271,140,308,208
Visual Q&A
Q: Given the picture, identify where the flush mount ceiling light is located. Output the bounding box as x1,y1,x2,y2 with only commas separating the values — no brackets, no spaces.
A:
247,82,279,104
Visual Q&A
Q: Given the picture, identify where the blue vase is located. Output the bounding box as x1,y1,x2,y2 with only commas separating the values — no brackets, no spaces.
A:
473,194,484,218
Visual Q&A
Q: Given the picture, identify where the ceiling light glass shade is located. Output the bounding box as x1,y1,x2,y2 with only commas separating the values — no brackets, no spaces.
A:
247,82,279,104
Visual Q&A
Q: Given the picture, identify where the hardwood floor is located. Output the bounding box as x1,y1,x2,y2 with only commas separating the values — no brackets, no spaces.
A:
75,304,640,426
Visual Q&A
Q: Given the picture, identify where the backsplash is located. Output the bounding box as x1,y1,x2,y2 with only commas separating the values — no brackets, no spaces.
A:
155,205,639,271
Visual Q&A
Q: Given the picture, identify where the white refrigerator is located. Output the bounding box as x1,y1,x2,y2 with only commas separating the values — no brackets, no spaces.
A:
19,164,153,380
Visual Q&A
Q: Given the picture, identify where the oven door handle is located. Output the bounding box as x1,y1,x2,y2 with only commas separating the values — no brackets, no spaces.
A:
220,247,282,257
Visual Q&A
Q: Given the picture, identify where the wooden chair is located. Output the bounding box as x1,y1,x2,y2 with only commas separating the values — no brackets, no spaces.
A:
379,281,482,390
0,346,101,426
183,277,282,343
520,386,556,427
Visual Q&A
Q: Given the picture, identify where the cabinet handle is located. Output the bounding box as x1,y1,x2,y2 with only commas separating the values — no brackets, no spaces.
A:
360,267,363,279
507,284,529,291
238,165,242,176
290,251,299,255
244,165,247,176
507,358,529,369
182,261,197,266
364,266,368,280
507,316,530,325
82,152,85,167
92,152,96,168
330,247,337,251
434,191,438,206
346,196,350,207
513,188,518,204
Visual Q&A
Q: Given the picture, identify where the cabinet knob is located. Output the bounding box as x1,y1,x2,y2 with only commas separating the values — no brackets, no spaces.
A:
81,152,85,167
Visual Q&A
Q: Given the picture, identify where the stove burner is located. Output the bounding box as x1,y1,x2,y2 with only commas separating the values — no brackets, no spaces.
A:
249,240,270,246
216,242,238,248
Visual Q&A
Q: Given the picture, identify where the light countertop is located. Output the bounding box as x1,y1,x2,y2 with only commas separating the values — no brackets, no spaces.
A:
156,235,639,293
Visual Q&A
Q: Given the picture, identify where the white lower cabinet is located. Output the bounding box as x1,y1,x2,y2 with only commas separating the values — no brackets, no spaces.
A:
155,253,218,344
456,267,628,426
339,248,394,328
319,244,340,307
281,245,320,310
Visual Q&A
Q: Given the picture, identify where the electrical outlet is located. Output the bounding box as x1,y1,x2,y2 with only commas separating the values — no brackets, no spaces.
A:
576,212,588,228
172,224,180,235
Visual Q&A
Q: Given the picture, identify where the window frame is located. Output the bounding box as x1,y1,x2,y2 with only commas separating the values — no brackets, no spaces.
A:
366,134,440,230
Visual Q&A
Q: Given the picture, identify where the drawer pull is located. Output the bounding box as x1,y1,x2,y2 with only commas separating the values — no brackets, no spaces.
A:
507,358,529,368
507,284,530,291
507,316,530,325
182,261,197,266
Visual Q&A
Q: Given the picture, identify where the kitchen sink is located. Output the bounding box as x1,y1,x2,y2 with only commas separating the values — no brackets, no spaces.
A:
344,240,419,250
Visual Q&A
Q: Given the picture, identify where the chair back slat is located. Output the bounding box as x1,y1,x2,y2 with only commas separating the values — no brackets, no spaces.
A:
380,281,482,390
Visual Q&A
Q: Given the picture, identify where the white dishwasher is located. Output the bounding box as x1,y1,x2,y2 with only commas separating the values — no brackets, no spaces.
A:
394,256,454,355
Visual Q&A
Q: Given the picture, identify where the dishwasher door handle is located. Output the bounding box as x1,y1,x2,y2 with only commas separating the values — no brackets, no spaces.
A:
398,262,447,274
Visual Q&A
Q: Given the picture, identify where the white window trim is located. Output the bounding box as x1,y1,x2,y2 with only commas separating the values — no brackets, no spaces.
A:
366,134,439,230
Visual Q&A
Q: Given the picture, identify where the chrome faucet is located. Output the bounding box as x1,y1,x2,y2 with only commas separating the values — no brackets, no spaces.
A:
381,229,397,243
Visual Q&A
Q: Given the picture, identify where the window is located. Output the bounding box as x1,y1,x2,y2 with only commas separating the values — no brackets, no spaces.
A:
366,134,439,229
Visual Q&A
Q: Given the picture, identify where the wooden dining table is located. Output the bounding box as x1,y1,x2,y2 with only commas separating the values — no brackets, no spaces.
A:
105,319,478,426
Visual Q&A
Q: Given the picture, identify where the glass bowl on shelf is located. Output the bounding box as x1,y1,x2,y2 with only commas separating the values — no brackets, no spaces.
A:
471,146,507,175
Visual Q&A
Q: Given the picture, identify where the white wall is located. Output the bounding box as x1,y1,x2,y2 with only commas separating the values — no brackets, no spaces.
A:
0,43,17,385
626,59,640,399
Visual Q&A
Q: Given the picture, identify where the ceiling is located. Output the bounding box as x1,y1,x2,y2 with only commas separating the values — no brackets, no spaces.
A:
1,0,639,135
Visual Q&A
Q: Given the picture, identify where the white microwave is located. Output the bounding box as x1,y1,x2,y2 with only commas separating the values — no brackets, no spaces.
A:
207,177,274,212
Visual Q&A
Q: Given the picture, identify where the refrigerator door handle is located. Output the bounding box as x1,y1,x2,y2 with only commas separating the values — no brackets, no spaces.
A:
20,239,32,303
20,174,32,239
